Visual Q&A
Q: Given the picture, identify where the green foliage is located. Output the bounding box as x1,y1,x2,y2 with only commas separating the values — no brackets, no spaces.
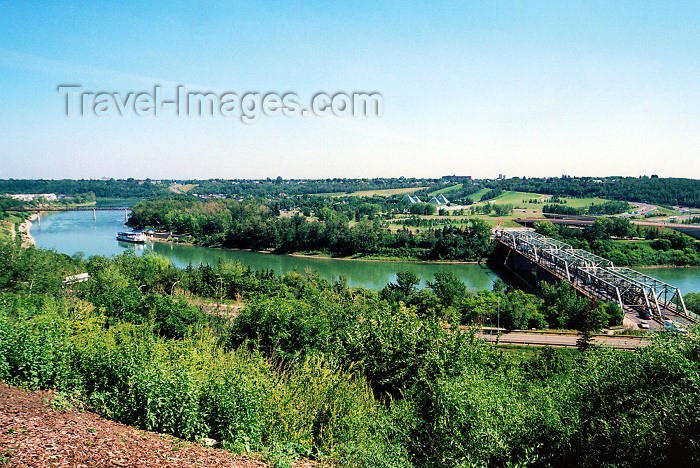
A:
84,257,207,339
1,239,699,466
480,188,504,201
686,292,700,314
227,293,335,362
0,303,391,464
0,179,168,198
393,271,421,297
492,176,700,208
553,340,700,466
127,198,493,261
427,271,467,308
459,288,544,330
544,200,631,216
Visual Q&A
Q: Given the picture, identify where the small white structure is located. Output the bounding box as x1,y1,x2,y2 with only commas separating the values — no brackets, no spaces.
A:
8,193,58,202
64,273,89,285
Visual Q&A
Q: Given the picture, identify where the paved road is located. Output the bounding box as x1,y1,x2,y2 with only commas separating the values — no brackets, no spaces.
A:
478,330,648,349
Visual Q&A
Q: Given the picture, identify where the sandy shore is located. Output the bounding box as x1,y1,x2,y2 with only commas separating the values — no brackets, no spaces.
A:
18,213,38,248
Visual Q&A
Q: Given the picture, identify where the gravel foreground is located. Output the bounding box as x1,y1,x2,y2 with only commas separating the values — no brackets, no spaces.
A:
0,382,286,467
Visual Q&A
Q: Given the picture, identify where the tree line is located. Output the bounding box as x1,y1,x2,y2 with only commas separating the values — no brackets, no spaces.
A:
0,178,168,198
489,176,700,208
543,200,631,216
127,199,493,261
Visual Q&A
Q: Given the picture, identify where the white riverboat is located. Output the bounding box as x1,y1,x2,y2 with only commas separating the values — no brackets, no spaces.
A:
116,231,147,243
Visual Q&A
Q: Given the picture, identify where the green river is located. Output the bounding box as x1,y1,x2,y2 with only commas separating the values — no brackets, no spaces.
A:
31,210,700,293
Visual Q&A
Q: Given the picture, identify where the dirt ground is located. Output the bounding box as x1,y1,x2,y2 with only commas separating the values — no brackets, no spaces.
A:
0,382,270,467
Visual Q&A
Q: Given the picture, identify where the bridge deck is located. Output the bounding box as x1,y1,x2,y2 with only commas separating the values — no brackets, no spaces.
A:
496,230,698,326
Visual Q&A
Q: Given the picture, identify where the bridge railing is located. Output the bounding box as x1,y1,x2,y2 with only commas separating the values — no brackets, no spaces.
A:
496,230,693,322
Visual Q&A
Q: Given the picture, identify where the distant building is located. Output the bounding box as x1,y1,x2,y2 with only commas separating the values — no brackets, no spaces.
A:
401,194,422,204
195,193,226,200
8,193,57,202
442,175,472,182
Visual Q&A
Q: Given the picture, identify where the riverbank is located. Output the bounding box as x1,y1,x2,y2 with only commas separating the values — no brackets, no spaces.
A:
18,213,38,248
147,236,483,264
144,235,699,267
286,251,482,264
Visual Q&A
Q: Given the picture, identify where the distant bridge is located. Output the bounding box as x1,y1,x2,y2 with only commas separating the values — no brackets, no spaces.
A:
494,230,698,326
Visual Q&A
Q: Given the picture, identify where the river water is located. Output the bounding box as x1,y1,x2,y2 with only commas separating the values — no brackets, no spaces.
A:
31,210,502,291
31,210,700,293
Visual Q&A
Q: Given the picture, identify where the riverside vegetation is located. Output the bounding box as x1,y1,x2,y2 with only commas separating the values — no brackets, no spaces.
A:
127,198,493,261
0,238,699,467
125,197,700,266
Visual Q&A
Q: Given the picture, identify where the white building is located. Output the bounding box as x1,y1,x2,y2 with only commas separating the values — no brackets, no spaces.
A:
401,194,423,204
428,194,450,205
7,193,58,202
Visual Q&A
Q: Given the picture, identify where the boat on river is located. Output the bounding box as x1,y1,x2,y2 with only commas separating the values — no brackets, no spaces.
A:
116,231,147,243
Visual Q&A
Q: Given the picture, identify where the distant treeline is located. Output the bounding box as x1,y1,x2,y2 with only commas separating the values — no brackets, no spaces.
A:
192,177,433,197
0,179,168,198
487,176,700,208
2,176,698,208
543,200,632,216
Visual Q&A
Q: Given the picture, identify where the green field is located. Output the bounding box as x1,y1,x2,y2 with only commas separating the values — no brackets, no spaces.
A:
178,183,198,192
330,186,429,197
559,196,612,209
656,206,678,216
467,188,490,202
470,191,616,213
471,191,548,208
479,191,547,208
428,184,463,196
470,215,541,227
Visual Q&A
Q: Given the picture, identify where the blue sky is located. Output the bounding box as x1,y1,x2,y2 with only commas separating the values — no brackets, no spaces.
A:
1,1,699,179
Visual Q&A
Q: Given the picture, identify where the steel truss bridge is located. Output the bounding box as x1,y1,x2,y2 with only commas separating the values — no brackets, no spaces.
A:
496,230,698,324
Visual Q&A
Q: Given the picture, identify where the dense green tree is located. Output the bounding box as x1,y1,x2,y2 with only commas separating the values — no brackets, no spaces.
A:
685,292,700,314
427,271,467,308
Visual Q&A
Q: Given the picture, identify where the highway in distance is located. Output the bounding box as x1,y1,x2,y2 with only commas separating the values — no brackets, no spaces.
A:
477,330,648,350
